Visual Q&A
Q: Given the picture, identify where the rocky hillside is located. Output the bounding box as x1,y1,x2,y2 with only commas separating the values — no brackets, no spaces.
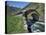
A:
22,3,45,22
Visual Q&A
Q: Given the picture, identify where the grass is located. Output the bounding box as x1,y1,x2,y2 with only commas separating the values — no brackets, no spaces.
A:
7,15,25,33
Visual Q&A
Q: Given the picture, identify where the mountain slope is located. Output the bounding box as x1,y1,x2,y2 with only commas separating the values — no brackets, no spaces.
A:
6,5,21,16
